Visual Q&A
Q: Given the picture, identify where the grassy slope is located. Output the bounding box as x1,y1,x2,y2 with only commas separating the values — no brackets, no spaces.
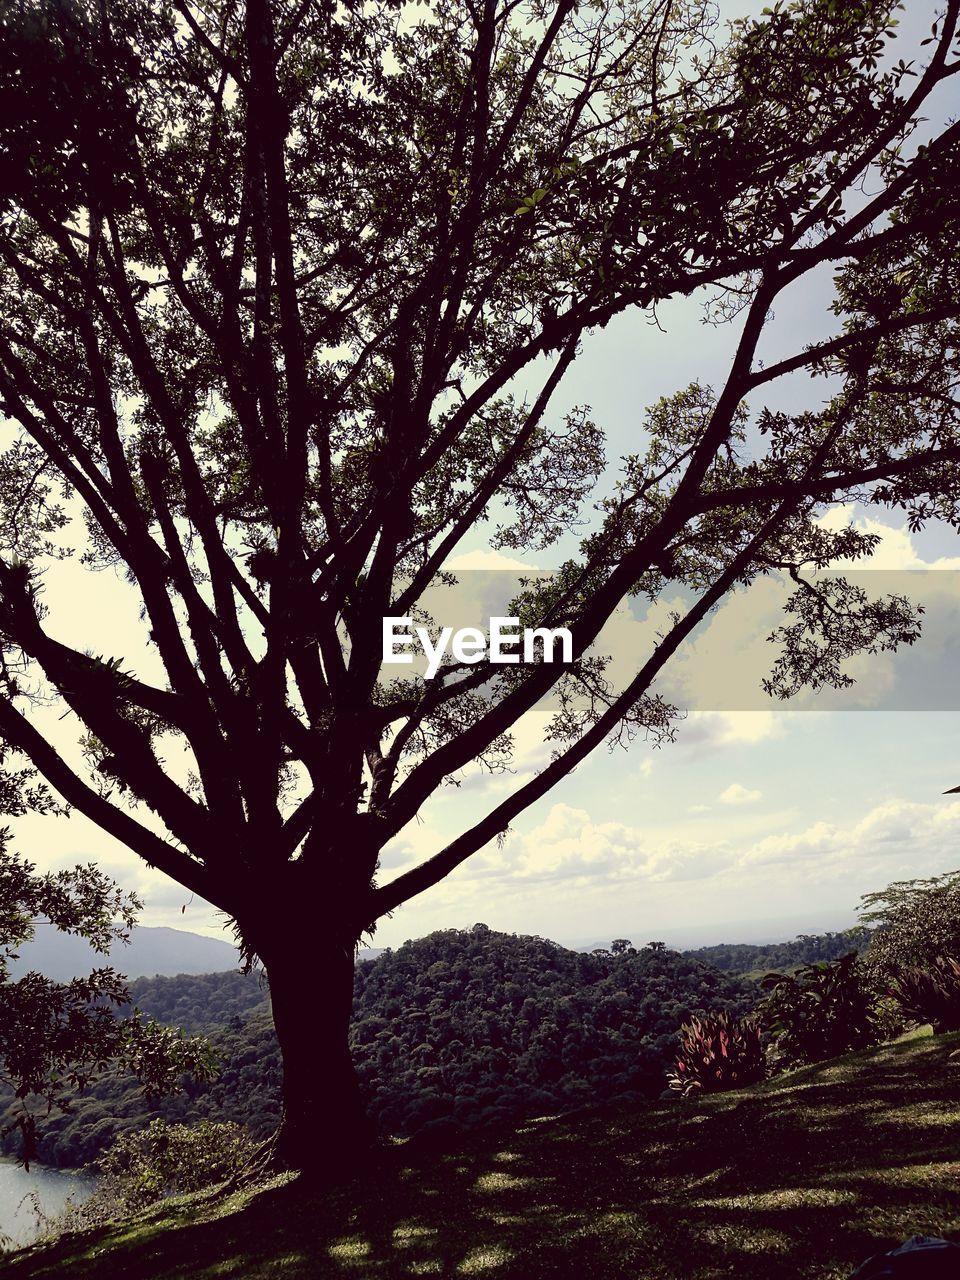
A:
6,1031,960,1280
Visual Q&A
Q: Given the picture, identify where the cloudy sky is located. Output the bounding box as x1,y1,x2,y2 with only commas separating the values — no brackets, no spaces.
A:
10,0,960,955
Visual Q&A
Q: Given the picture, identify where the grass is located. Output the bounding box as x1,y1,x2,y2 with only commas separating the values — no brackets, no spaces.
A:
5,1030,960,1280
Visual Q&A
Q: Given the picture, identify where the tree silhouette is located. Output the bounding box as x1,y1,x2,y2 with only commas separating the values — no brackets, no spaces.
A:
0,0,959,1172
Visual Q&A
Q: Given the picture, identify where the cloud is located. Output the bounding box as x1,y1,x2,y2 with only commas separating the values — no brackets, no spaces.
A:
373,789,960,955
738,798,960,885
677,711,788,751
719,783,762,806
467,802,740,886
624,508,960,714
819,506,960,572
446,549,537,570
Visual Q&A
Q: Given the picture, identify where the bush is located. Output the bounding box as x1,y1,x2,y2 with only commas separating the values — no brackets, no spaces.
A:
759,953,878,1068
887,956,960,1035
47,1120,259,1234
667,1012,766,1097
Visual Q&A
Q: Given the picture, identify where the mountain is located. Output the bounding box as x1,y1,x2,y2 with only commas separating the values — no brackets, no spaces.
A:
8,923,240,981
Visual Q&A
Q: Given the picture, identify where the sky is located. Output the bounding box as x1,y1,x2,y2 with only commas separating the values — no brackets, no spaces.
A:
9,0,960,957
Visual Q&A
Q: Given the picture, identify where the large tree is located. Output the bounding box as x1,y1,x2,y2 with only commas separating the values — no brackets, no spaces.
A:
0,0,958,1172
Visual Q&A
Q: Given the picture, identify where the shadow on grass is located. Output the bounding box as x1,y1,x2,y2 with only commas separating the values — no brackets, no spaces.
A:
5,1032,960,1280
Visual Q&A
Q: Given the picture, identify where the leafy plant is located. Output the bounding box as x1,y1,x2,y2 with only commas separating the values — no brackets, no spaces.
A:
759,953,878,1068
886,956,960,1035
44,1120,259,1235
667,1011,766,1097
860,872,960,975
0,746,216,1167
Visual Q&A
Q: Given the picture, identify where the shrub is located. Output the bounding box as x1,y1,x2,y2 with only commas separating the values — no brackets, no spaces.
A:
759,952,877,1068
887,956,960,1035
667,1012,766,1097
46,1120,259,1235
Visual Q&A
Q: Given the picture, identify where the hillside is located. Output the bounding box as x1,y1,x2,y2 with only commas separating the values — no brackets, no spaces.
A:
682,929,872,975
1,927,753,1167
7,1031,960,1280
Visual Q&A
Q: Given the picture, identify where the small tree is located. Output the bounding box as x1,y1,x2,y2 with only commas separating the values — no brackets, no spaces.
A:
860,871,960,976
1,0,960,1174
0,748,213,1166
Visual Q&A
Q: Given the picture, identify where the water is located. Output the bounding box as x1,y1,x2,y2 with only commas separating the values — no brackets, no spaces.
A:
0,1160,97,1249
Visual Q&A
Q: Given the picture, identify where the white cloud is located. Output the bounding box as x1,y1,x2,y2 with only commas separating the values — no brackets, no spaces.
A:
678,711,787,750
819,506,960,572
446,549,537,570
393,790,960,893
719,782,762,806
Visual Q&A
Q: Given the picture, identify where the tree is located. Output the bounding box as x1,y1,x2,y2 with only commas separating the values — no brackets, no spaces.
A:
0,0,958,1174
860,871,960,975
0,746,212,1166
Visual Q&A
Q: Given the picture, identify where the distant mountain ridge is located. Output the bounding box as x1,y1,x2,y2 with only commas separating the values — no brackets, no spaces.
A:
9,923,241,981
9,923,385,982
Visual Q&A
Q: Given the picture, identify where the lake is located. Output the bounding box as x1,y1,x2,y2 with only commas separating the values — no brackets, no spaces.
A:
0,1160,96,1249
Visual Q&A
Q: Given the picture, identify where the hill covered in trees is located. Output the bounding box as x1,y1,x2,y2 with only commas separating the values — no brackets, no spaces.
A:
120,970,268,1033
1,926,755,1167
681,929,871,975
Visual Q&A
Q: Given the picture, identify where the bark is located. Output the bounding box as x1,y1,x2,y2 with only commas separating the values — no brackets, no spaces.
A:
261,930,372,1179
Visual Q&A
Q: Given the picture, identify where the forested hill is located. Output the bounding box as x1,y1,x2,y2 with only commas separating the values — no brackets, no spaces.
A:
122,969,268,1031
2,926,754,1167
682,929,872,974
351,926,753,1134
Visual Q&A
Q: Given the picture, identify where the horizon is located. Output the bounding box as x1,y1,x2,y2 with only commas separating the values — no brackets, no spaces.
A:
18,908,869,978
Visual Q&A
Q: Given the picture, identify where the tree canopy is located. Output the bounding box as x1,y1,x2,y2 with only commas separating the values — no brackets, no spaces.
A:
860,871,960,974
0,746,212,1166
1,0,959,1170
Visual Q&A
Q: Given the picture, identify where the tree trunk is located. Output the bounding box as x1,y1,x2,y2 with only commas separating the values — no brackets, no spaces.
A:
262,932,372,1179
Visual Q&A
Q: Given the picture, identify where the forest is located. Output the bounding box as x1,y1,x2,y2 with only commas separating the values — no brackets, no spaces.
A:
0,924,855,1169
684,931,872,975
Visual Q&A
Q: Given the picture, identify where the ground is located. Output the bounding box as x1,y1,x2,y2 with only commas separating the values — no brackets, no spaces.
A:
5,1030,960,1279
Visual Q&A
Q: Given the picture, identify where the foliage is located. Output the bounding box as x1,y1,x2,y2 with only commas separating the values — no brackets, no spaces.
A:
886,956,960,1035
0,926,754,1166
0,746,214,1166
759,953,878,1068
860,871,960,975
2,0,960,1165
352,928,754,1131
105,1116,256,1199
683,929,872,975
5,1032,960,1280
118,970,267,1034
667,1011,766,1097
60,1119,258,1232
